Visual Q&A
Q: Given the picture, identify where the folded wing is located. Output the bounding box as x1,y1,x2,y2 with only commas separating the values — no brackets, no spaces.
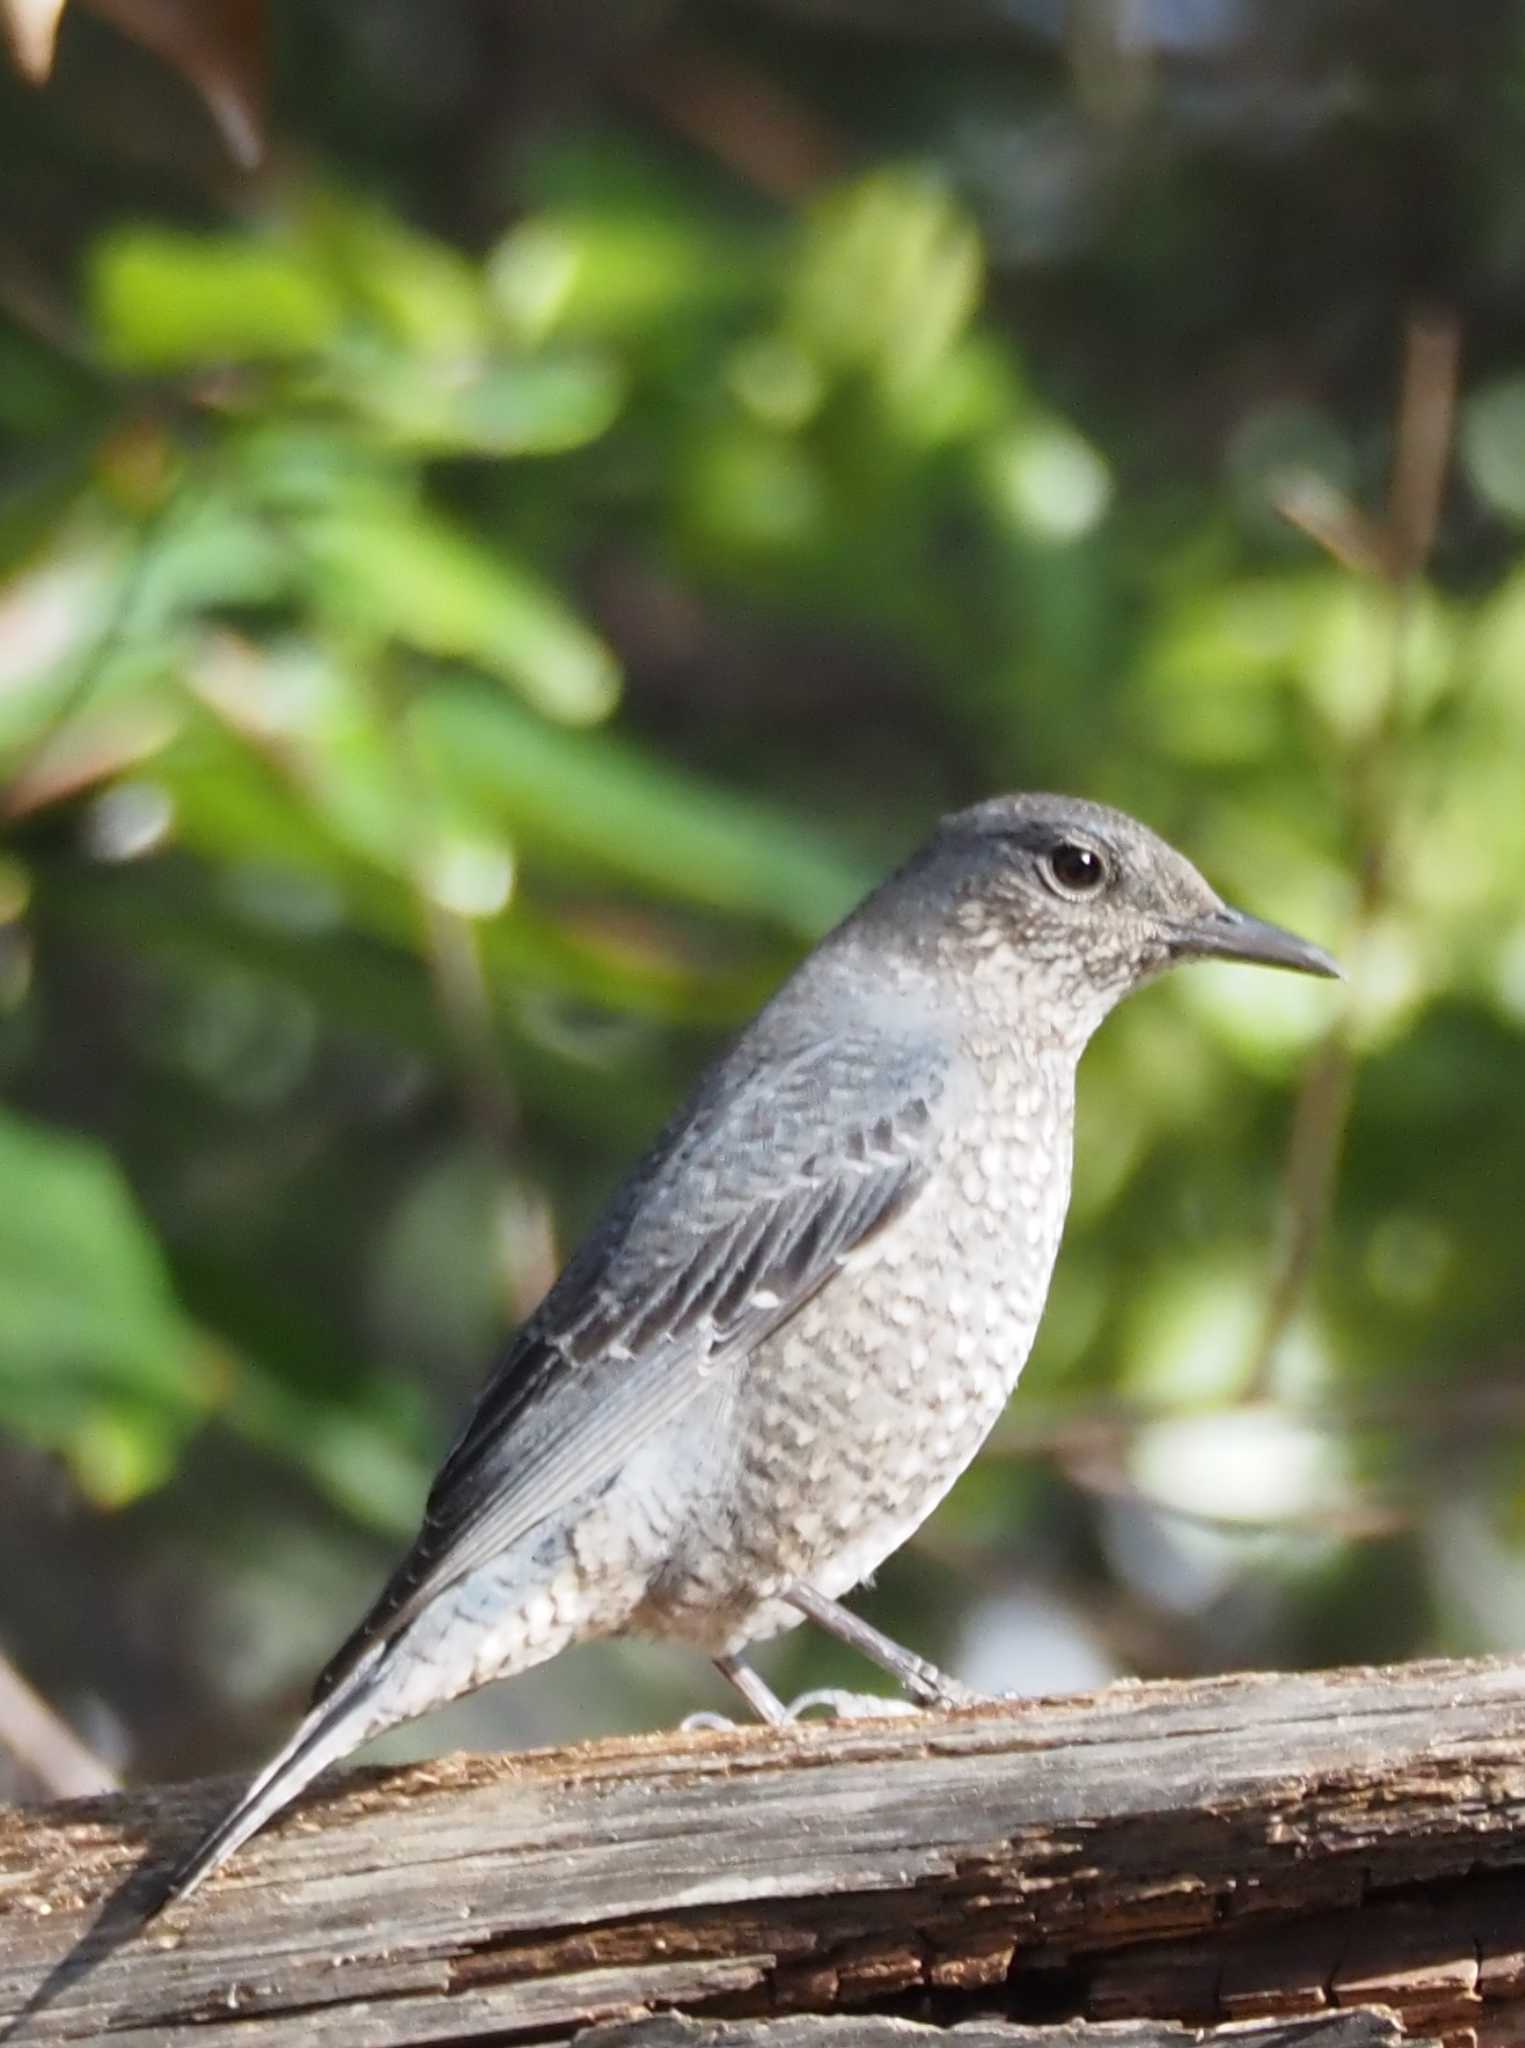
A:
313,1022,950,1699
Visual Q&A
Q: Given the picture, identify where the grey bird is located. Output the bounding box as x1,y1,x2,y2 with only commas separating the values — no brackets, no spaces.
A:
162,793,1338,1907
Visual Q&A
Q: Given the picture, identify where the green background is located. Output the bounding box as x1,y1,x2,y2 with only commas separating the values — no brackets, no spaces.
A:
2,0,1523,1792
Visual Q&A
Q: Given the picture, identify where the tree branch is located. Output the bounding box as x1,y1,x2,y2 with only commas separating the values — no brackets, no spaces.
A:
0,1652,116,1804
3,1657,1524,2043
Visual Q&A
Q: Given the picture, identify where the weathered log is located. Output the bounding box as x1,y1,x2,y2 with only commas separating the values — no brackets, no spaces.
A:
583,2018,1420,2047
2,1657,1523,2046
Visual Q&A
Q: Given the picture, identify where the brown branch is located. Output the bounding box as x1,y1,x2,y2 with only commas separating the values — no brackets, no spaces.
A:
955,1372,1525,1546
622,43,846,199
1251,311,1462,1399
0,1653,116,1804
2,1657,1523,2043
1383,315,1460,581
1274,475,1392,580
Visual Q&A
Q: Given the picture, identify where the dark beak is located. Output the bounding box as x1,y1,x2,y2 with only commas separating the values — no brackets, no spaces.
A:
1170,904,1343,980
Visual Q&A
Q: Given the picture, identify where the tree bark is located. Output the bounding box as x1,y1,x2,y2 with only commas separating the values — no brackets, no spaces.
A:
3,1657,1524,2046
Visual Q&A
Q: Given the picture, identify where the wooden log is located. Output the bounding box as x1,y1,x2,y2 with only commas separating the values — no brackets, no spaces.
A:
583,2019,1423,2047
2,1657,1524,2046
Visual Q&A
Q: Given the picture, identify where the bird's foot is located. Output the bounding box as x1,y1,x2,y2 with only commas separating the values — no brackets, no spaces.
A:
781,1686,927,1721
686,1688,934,1727
913,1672,981,1709
705,1641,982,1731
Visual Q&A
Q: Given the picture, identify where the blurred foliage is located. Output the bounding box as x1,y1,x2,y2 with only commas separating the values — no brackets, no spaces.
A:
3,0,1525,1786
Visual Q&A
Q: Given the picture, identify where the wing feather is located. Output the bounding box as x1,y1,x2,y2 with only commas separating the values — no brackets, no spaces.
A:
312,1023,949,1700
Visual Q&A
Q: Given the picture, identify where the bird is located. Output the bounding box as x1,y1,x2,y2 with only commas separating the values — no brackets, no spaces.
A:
160,792,1339,1910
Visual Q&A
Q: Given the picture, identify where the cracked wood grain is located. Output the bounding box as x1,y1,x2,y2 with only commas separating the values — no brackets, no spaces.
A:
581,2018,1427,2047
1,1657,1523,2045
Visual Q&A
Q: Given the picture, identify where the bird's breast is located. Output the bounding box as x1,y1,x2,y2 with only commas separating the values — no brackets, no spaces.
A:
737,1069,1074,1512
632,1062,1077,1645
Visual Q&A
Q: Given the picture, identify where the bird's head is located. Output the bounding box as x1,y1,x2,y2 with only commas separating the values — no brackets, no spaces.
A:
900,792,1340,1048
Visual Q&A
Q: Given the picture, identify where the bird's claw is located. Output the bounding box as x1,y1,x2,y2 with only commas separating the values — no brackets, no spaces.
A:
781,1687,928,1721
917,1675,981,1710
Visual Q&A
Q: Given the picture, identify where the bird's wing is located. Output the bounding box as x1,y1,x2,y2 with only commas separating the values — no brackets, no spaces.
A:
313,1024,951,1698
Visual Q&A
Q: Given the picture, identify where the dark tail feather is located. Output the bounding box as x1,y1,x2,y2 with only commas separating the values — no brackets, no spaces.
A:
0,1645,392,2044
155,1638,390,1915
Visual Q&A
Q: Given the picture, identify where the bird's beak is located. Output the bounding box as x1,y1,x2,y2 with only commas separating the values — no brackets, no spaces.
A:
1170,904,1343,979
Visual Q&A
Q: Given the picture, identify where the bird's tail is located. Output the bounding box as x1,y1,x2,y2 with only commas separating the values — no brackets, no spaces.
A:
0,1641,401,2043
154,1639,391,1916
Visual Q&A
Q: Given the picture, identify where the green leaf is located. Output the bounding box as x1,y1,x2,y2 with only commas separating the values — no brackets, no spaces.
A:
142,699,770,1025
788,171,982,391
682,427,828,556
303,191,488,355
0,1108,211,1501
231,423,408,514
292,501,621,725
229,1375,430,1537
411,685,873,935
121,486,297,629
1462,376,1525,523
90,228,342,368
488,211,749,341
339,351,625,456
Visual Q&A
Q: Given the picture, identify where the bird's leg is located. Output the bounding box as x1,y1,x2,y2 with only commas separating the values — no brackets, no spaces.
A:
709,1652,789,1725
685,1604,974,1733
698,1650,922,1727
786,1582,976,1709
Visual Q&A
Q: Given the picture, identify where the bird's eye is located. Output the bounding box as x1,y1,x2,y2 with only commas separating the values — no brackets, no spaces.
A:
1042,840,1108,899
